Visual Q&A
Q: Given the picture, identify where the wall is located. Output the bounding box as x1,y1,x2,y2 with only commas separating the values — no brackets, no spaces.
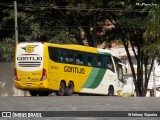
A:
0,62,29,96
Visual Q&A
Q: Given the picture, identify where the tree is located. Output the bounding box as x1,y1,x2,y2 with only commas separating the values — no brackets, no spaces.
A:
110,1,160,96
1,0,160,97
143,5,160,95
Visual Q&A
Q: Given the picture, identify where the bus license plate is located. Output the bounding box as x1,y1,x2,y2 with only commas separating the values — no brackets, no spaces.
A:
26,83,32,86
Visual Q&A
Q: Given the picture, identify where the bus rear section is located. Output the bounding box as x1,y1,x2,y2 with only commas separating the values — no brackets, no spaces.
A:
14,42,49,96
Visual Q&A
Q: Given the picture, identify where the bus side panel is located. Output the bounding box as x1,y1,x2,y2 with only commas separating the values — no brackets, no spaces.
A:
47,59,93,92
47,59,118,95
64,66,92,92
80,68,118,95
48,61,61,91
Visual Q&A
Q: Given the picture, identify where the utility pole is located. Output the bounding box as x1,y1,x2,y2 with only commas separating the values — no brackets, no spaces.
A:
153,60,157,97
14,1,18,44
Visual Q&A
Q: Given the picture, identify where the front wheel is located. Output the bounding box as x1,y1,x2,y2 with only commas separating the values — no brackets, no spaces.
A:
56,82,66,96
108,86,114,96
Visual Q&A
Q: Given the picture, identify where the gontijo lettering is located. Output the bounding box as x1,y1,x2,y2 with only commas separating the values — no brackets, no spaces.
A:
64,66,85,74
17,57,42,61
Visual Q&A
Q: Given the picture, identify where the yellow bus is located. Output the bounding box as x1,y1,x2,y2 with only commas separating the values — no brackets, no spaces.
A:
14,42,127,96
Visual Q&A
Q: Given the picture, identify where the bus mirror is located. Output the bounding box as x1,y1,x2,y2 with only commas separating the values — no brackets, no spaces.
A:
118,62,127,74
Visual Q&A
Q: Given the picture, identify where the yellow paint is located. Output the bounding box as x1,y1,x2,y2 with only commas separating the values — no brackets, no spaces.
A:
14,43,95,92
22,45,38,53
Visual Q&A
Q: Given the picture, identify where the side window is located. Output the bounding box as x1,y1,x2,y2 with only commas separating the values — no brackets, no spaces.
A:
48,47,58,62
63,50,75,64
106,55,114,72
113,57,123,80
58,49,64,62
75,53,83,65
118,65,123,80
68,51,74,63
56,49,75,64
87,54,93,66
97,55,102,68
64,50,71,63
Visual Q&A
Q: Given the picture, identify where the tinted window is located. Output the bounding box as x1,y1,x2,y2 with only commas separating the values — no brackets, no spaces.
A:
48,47,58,62
106,55,114,72
75,53,84,65
48,46,115,70
113,57,122,80
97,55,102,68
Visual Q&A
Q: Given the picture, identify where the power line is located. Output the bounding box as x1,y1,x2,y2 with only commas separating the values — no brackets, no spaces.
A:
0,3,147,12
0,26,148,31
1,25,148,28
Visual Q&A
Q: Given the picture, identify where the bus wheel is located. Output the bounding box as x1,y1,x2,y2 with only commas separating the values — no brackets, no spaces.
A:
57,81,66,96
65,82,74,96
29,91,38,96
108,86,114,96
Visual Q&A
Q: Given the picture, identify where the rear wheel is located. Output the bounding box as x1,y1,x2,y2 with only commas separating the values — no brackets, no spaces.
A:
108,86,114,96
65,82,74,96
56,81,66,96
29,91,38,96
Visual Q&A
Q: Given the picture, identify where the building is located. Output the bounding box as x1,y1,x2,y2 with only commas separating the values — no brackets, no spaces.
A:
110,46,160,97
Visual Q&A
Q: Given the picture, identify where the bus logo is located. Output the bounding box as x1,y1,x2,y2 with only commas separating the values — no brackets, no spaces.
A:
21,45,38,53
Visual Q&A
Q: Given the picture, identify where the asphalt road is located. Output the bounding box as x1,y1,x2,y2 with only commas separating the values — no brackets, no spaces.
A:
0,96,160,120
0,96,160,111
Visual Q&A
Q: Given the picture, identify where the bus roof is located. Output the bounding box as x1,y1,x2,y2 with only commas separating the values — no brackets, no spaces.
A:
44,43,111,55
18,42,113,55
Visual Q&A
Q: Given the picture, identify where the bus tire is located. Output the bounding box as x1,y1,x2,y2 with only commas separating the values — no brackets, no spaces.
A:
65,82,74,96
29,91,38,96
57,81,66,96
108,86,114,96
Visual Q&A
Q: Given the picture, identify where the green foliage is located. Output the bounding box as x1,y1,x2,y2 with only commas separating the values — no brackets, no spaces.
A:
143,5,160,57
143,5,160,41
49,29,77,44
0,38,15,61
